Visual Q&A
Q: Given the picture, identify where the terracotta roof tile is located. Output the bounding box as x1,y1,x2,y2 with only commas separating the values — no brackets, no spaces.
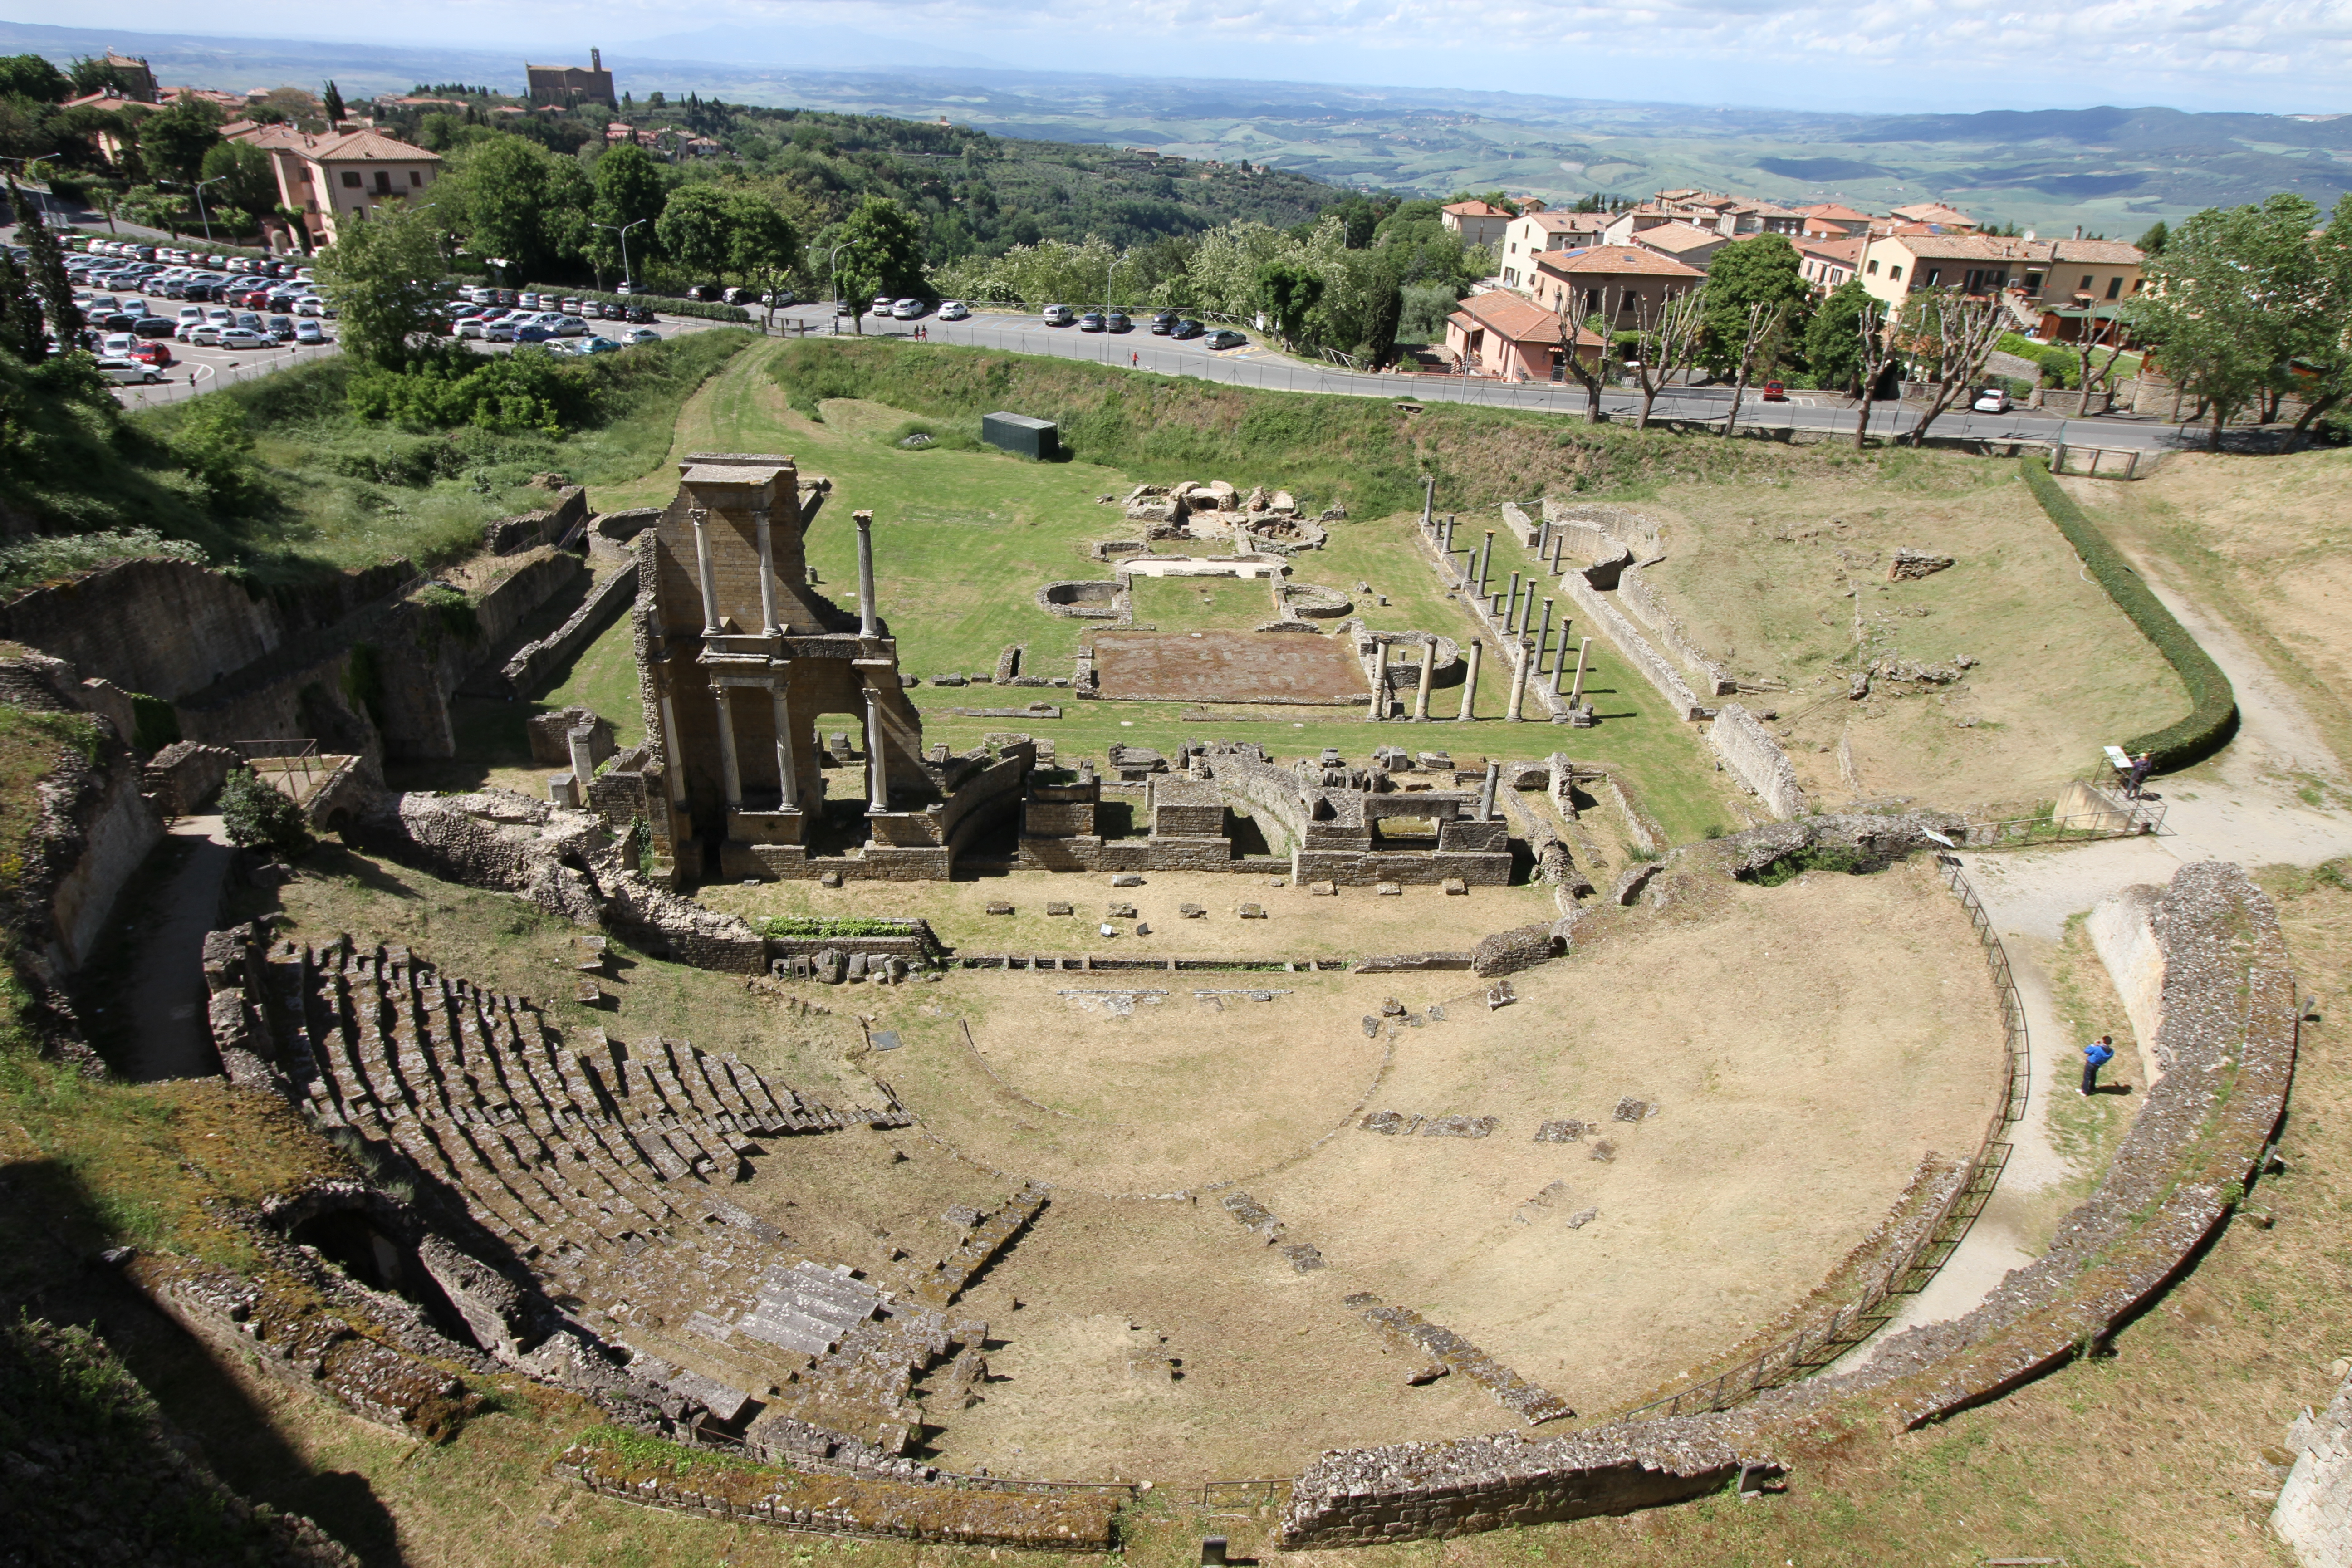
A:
1534,247,1708,279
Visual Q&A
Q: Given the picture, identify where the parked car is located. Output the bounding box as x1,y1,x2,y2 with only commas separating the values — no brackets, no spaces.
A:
519,292,543,310
554,315,589,336
938,299,970,321
596,301,625,320
101,332,137,358
1078,311,1105,332
1042,303,1076,326
1759,380,1787,402
1971,387,2011,413
265,315,295,341
294,320,326,345
293,296,324,317
93,355,160,386
1203,328,1248,350
482,321,519,343
625,304,654,324
1106,310,1130,333
622,326,661,345
1171,318,1204,339
514,323,559,342
573,335,622,355
133,316,176,339
887,298,924,319
131,340,173,367
868,296,893,317
559,298,583,315
218,328,267,349
188,324,223,346
767,288,797,308
835,298,857,317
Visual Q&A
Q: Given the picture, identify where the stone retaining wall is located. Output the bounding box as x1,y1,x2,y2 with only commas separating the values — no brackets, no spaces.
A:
1555,573,1710,721
1278,858,2295,1548
1614,567,1736,696
503,560,640,698
1707,704,1808,820
1470,921,1571,977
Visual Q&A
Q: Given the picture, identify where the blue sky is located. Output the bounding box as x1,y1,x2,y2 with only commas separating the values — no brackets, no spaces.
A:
30,0,2352,114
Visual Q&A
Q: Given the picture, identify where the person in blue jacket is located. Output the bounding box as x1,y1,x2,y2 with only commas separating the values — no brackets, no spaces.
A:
2081,1034,2116,1095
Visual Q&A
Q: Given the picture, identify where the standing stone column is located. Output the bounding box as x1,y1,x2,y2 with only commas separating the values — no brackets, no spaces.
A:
1568,637,1593,706
657,690,689,806
853,510,879,636
712,684,744,810
1505,637,1531,722
770,674,799,809
753,503,781,636
1479,759,1500,820
1476,531,1494,599
1421,475,1436,534
1365,636,1388,721
1457,638,1482,722
863,685,888,812
1413,638,1436,720
1442,514,1457,560
1534,598,1555,675
689,507,722,636
567,723,597,788
1504,572,1521,632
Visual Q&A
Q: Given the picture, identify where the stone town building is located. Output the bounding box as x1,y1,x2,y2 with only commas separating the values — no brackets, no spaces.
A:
1527,246,1707,328
1857,232,2144,313
235,125,442,249
1497,211,1609,291
1443,290,1602,382
1439,200,1514,250
528,49,619,108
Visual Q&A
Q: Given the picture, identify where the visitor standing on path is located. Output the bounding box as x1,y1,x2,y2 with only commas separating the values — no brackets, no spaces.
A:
2126,751,2152,799
2081,1034,2115,1095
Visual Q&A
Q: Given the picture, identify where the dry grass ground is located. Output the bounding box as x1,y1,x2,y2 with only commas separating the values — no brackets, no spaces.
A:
1622,455,2187,814
697,866,1563,959
826,859,2002,1485
2063,448,2352,797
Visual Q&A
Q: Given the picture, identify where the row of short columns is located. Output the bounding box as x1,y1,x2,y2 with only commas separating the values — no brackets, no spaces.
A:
1399,493,1593,725
1366,629,1591,723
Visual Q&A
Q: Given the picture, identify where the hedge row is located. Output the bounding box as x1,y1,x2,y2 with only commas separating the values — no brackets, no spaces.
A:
2020,456,2238,771
519,281,751,324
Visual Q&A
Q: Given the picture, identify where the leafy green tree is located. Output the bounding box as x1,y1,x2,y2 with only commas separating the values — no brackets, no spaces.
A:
313,199,446,368
134,95,223,186
588,142,668,282
0,54,69,103
220,768,313,858
169,395,258,509
321,80,345,124
0,249,49,358
199,139,278,226
2131,193,2328,449
5,181,79,346
654,182,735,281
832,196,926,332
439,134,589,279
1255,258,1324,347
2283,194,2352,445
2137,220,2169,256
1699,234,1809,376
1802,280,1874,392
68,55,144,96
727,195,803,322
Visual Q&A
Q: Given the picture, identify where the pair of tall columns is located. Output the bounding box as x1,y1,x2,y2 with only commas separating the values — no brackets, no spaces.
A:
688,504,880,638
710,678,802,813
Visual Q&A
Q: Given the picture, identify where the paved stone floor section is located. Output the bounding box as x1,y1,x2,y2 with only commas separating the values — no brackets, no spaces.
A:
1088,631,1371,705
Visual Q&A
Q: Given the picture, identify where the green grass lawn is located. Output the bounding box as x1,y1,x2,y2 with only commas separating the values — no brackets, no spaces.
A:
579,343,1740,841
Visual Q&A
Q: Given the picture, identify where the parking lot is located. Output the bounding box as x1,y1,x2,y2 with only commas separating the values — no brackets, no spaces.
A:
107,308,736,411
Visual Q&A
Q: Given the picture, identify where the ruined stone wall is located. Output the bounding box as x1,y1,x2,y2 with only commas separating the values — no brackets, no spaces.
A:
1555,573,1710,721
1294,849,1510,887
0,557,409,703
1209,756,1312,857
1471,921,1570,976
2276,1369,2352,1567
48,746,163,972
503,560,639,698
142,740,240,818
940,750,1029,853
1614,567,1735,696
1707,704,1807,821
2087,883,2167,1059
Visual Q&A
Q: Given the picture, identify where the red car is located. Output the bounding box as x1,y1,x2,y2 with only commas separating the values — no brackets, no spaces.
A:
131,340,174,368
1759,380,1788,401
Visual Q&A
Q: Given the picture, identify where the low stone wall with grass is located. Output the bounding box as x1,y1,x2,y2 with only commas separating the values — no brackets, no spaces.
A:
1708,704,1808,821
503,560,639,698
557,1432,1125,1548
1555,572,1710,722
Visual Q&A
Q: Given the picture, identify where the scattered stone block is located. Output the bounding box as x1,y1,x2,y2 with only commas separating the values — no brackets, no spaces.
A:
1566,1208,1599,1229
1374,882,1402,897
1380,998,1406,1017
1362,1015,1381,1039
985,902,1015,916
1534,1119,1586,1143
1420,1114,1498,1138
1280,1243,1325,1273
1406,1362,1450,1386
1238,903,1267,919
1178,903,1205,918
1134,921,1152,936
575,980,603,1005
1308,881,1337,898
1888,547,1956,581
1613,1096,1653,1122
1045,902,1074,916
1107,902,1138,920
819,870,844,889
1110,872,1145,887
1588,1139,1617,1162
1361,1111,1407,1134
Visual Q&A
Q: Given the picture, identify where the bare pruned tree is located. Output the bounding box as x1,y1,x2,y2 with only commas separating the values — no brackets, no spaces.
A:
2075,309,2132,401
1553,283,1619,424
1852,294,1896,451
1721,299,1790,439
1628,285,1709,430
1899,287,2010,445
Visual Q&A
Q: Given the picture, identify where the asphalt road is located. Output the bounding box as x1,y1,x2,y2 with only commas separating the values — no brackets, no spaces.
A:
100,289,2217,455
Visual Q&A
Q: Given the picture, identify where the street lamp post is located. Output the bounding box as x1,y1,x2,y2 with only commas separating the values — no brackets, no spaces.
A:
591,218,647,293
10,155,61,223
828,240,853,335
163,176,230,243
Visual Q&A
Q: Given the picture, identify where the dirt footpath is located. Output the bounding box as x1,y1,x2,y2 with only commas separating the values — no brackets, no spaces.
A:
837,860,2002,1484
